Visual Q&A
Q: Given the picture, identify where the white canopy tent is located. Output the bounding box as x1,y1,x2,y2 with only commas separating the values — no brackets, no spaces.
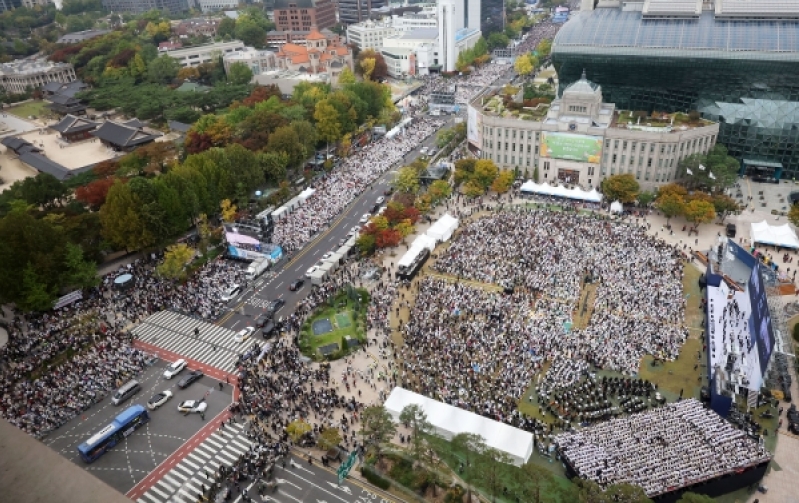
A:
519,181,603,203
610,201,624,213
397,235,437,269
426,213,459,243
384,388,534,466
298,187,316,202
751,221,799,249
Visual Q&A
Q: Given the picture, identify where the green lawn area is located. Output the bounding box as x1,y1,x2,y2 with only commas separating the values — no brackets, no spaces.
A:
299,287,370,360
7,100,50,119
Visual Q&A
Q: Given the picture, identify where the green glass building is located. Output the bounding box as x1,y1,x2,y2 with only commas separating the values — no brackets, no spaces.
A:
551,0,799,179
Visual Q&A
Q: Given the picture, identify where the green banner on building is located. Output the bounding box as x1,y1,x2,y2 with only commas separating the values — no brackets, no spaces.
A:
540,132,603,163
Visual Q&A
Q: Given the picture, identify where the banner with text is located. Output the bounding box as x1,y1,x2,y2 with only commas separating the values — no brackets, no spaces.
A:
540,132,602,163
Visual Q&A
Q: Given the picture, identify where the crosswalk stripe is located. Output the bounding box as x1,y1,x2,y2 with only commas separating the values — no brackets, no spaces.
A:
139,424,253,503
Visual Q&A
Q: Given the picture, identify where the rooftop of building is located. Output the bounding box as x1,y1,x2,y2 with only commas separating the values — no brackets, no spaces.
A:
0,58,73,77
474,84,715,132
224,47,275,59
56,29,111,44
273,0,319,8
161,40,244,56
553,2,799,59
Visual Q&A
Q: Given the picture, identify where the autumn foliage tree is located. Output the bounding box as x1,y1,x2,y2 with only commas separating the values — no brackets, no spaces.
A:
75,177,117,210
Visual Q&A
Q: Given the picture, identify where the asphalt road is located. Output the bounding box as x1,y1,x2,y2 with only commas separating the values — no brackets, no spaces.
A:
217,113,464,332
242,454,397,503
44,360,231,494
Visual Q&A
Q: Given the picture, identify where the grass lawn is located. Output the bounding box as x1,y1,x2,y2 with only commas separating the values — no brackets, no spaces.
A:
7,100,50,119
299,287,369,360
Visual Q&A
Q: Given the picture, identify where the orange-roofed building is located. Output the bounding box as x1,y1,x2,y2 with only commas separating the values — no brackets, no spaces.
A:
274,26,354,86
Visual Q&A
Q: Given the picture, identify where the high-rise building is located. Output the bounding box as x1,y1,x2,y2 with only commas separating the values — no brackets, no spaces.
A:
273,0,337,31
480,0,503,34
338,0,387,25
437,0,481,72
552,0,799,178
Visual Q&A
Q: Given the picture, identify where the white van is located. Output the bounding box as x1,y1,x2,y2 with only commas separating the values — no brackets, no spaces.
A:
221,284,241,302
112,380,141,406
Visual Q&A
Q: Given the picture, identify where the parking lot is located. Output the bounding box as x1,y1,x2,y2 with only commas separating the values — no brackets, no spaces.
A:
44,360,231,494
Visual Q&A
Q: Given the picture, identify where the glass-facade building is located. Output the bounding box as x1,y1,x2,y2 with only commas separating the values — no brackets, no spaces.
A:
552,5,799,178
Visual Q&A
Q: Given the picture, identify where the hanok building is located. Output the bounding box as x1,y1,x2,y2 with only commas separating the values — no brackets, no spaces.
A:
50,114,98,143
91,119,162,152
47,94,87,116
41,79,88,98
0,136,81,181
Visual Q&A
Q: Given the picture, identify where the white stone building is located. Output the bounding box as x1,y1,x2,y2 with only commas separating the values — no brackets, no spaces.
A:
192,0,238,13
346,19,397,51
223,47,277,76
0,59,76,94
468,73,720,190
162,40,245,68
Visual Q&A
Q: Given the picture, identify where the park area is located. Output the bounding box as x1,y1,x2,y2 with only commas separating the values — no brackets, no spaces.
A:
299,286,370,360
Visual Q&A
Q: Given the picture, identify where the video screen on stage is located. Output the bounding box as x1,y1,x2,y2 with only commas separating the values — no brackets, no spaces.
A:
747,266,775,376
540,132,602,163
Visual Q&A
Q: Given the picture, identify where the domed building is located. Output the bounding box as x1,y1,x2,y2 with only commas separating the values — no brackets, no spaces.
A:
467,71,719,190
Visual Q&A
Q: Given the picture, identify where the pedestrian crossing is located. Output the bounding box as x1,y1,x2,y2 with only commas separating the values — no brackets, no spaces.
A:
132,311,249,372
137,421,252,503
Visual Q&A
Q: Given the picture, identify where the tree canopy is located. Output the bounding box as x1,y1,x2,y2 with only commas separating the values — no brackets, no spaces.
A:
601,174,640,204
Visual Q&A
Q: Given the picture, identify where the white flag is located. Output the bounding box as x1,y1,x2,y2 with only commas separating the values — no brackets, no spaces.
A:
709,171,716,180
686,168,693,175
698,164,706,171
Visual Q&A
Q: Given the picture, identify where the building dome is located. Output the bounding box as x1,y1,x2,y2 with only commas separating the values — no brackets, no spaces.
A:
562,69,601,99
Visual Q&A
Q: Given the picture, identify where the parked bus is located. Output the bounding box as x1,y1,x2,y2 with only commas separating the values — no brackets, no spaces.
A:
77,405,150,463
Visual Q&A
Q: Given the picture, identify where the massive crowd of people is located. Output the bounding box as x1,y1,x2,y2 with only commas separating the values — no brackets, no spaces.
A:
0,256,247,438
555,399,772,497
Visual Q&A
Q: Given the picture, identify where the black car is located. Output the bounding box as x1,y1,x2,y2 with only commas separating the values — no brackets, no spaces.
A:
255,314,270,328
177,370,204,389
289,279,304,291
261,320,276,338
265,299,285,316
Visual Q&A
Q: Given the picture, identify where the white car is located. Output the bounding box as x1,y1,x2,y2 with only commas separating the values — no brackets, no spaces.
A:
147,390,173,410
178,400,208,414
321,252,334,261
359,214,370,224
420,147,428,155
305,266,319,278
163,359,187,379
375,196,385,205
220,284,241,302
235,326,255,343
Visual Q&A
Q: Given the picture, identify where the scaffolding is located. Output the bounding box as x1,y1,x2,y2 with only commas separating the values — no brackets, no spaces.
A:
765,281,795,359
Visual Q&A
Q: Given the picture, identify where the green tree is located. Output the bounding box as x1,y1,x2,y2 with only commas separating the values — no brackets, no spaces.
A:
655,192,685,224
712,193,740,223
394,166,420,194
490,170,514,193
450,433,486,502
234,17,266,48
683,198,716,230
356,232,376,255
62,242,99,290
267,125,305,167
463,179,486,197
227,61,253,85
513,462,556,503
360,405,397,468
218,17,236,38
286,419,313,443
338,66,356,85
314,99,342,153
637,190,655,207
677,493,715,503
317,427,343,452
147,54,180,84
536,39,552,58
532,165,539,182
789,204,799,228
100,180,153,251
487,32,510,51
601,173,640,203
399,404,432,466
474,446,513,502
156,243,194,280
428,180,452,205
21,263,54,312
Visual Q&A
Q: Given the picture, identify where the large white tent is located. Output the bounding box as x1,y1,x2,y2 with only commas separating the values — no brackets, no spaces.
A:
519,181,603,203
383,387,534,466
610,201,624,213
397,235,437,269
426,213,459,243
751,221,799,249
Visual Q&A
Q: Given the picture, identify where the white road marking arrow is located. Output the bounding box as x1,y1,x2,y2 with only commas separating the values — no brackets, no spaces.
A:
326,482,352,494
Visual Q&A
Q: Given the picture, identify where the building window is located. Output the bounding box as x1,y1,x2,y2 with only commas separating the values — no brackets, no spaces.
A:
647,159,652,168
612,154,617,163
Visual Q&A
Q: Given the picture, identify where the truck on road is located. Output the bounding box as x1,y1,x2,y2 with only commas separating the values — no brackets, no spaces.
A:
246,258,270,281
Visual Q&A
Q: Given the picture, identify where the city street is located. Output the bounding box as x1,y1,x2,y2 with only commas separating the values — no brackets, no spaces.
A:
44,361,231,494
217,113,463,333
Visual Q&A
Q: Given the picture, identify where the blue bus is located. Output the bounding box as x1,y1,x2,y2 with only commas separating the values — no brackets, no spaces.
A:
77,405,150,463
